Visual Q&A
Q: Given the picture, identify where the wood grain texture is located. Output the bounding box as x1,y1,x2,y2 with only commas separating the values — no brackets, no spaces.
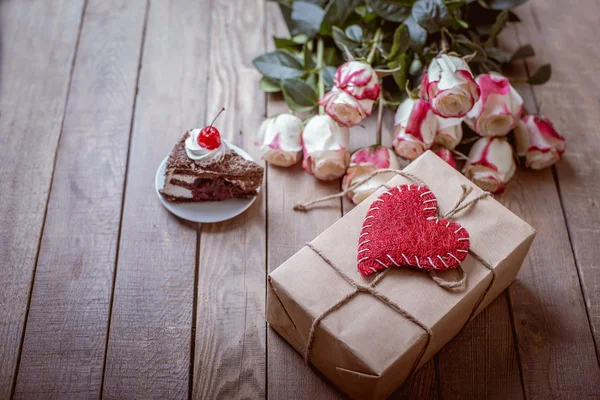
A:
0,0,85,397
12,0,147,398
517,0,600,358
265,3,343,400
436,295,523,400
102,1,209,398
499,5,600,398
191,1,267,398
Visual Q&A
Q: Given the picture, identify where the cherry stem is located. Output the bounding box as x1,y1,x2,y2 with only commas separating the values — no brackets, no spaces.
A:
209,107,225,127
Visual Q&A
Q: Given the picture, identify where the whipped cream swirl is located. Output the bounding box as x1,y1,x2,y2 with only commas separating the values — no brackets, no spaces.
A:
185,129,228,161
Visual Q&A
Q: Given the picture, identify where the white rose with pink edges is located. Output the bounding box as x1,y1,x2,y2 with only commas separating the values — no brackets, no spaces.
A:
434,115,463,150
342,146,400,205
258,114,303,167
463,137,516,194
392,98,438,160
319,88,372,128
420,54,480,118
514,114,566,170
465,72,524,137
302,115,350,181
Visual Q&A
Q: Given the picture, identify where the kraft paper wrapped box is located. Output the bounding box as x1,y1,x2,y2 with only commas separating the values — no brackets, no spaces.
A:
266,151,536,400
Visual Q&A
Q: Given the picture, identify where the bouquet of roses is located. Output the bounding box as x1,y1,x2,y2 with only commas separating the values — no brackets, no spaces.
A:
254,0,565,202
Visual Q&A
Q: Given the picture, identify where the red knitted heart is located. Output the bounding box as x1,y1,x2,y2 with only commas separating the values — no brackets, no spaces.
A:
357,184,470,276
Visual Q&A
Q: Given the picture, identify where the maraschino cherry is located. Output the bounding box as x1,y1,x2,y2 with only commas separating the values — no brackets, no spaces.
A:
197,107,225,150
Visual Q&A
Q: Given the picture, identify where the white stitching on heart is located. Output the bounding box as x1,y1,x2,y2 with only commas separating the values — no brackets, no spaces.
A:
357,248,369,254
420,191,432,197
357,256,369,263
375,259,389,269
401,253,411,265
387,254,399,266
438,255,449,268
448,252,460,263
427,256,439,270
358,240,370,247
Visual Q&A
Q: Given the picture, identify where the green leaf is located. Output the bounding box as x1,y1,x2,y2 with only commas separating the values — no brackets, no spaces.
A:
323,66,337,90
345,25,363,42
527,64,551,85
486,0,528,10
411,0,451,33
485,47,511,63
511,44,535,61
388,23,410,59
487,9,508,45
387,52,411,91
332,26,359,54
455,18,469,29
281,78,319,112
366,0,411,22
252,50,304,80
273,36,302,50
404,16,428,53
320,0,362,35
291,1,326,37
259,77,282,93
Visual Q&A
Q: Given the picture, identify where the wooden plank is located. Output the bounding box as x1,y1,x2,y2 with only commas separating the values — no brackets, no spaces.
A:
0,0,85,397
101,1,210,398
12,0,147,397
264,3,343,400
501,3,600,398
191,1,267,398
518,0,600,359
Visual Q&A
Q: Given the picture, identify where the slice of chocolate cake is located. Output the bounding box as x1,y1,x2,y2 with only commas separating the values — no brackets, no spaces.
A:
161,131,264,202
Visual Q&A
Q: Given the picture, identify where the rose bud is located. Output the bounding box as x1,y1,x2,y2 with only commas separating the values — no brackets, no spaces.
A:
514,114,566,170
258,114,303,167
319,88,372,128
434,116,463,150
342,146,401,205
465,72,524,137
302,115,350,181
420,54,480,118
334,61,381,102
463,137,516,194
392,98,438,160
434,147,456,169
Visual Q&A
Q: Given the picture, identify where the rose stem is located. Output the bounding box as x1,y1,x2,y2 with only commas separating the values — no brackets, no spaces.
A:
376,93,384,145
317,37,325,115
366,27,382,65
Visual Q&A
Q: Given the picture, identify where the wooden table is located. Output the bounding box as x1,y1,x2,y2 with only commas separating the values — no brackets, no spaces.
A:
1,0,599,398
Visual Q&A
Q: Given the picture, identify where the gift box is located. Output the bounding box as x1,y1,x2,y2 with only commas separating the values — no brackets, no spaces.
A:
266,150,536,400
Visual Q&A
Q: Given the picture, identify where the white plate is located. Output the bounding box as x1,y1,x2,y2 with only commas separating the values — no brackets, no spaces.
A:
155,143,260,223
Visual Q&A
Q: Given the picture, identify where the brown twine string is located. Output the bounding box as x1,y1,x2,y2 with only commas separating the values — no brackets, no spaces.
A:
293,169,428,211
464,249,496,323
303,243,432,378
